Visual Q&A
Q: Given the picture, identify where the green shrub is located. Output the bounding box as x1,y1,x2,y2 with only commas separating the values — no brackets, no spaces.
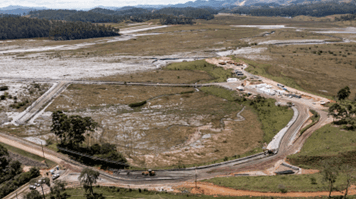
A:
0,86,8,91
128,101,147,108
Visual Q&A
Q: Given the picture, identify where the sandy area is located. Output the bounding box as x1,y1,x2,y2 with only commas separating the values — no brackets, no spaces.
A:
0,56,157,79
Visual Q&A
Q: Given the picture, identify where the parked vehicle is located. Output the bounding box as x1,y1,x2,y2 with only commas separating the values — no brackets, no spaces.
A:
29,185,36,190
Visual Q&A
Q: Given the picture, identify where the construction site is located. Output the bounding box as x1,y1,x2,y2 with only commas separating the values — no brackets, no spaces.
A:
0,12,355,199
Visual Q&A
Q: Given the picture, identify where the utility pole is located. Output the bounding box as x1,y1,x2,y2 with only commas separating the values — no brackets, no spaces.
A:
41,142,48,168
195,167,198,189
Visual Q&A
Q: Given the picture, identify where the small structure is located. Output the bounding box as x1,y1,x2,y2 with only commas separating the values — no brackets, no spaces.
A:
227,78,238,82
275,90,286,95
236,86,244,91
235,70,244,76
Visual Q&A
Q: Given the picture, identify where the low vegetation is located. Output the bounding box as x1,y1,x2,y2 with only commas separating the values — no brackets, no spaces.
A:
236,43,356,99
200,86,293,143
202,172,351,193
90,69,214,84
0,142,56,168
47,85,194,112
166,60,232,83
287,124,355,170
300,110,320,135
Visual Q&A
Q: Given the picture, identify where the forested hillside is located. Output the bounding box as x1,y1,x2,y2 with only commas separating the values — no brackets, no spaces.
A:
229,1,356,17
28,7,217,24
49,21,119,40
0,16,119,40
0,16,52,39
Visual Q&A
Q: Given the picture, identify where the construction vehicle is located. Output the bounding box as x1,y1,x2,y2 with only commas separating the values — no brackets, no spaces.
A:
142,169,155,176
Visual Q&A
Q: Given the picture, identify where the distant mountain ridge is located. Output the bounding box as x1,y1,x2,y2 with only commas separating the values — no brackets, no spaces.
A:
0,0,354,14
0,5,47,15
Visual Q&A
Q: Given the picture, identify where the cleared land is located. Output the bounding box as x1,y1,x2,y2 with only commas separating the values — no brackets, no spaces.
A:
233,42,356,99
42,83,293,168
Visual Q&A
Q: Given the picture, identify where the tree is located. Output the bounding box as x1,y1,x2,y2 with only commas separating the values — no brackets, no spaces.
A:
340,164,356,198
51,111,97,147
39,177,51,199
328,87,356,130
50,180,68,199
321,159,339,198
337,86,351,101
0,144,9,173
78,168,100,197
24,190,42,199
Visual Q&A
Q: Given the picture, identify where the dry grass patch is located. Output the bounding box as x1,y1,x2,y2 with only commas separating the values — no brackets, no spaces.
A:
46,84,194,112
207,14,350,28
90,69,213,84
59,23,262,57
236,42,356,99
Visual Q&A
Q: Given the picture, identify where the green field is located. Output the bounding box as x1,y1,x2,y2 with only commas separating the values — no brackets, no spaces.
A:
200,86,294,143
287,124,356,169
202,172,349,193
0,142,57,168
166,60,233,83
203,124,355,193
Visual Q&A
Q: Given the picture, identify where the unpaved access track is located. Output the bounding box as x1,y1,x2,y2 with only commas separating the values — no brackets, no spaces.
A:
182,182,356,198
14,81,69,125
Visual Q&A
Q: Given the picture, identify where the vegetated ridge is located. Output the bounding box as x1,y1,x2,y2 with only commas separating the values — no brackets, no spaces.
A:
28,7,217,24
0,16,119,40
227,1,356,17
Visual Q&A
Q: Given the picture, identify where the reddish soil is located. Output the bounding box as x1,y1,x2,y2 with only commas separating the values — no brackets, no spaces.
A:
177,182,356,198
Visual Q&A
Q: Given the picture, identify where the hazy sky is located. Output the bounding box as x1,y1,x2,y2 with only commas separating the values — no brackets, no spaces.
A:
1,0,195,9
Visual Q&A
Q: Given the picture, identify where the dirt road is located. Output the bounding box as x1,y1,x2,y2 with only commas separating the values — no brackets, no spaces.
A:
182,182,356,198
15,81,69,124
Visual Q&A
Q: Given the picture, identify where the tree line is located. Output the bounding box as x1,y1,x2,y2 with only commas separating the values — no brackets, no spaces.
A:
51,111,127,168
229,1,356,17
0,16,119,40
0,144,40,198
49,21,119,40
28,7,217,24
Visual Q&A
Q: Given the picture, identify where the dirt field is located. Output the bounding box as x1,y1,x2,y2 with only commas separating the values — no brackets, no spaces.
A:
237,42,356,99
41,84,267,168
90,69,214,84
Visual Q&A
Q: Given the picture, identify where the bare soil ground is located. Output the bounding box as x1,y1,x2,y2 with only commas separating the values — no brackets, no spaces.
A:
42,85,265,168
241,42,356,99
178,182,356,198
0,80,50,112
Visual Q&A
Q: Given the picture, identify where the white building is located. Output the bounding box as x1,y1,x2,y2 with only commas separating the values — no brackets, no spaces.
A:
237,86,244,91
227,78,238,82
